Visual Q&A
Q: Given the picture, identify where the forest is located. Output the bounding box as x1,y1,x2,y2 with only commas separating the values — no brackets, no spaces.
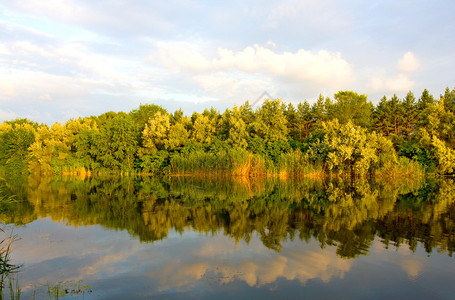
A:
0,87,455,177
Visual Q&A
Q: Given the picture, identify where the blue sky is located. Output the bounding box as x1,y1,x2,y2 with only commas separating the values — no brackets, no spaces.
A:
0,0,454,124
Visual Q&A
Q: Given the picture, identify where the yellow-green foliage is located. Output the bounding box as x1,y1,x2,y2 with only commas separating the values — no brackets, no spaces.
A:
2,88,455,176
191,113,215,144
142,111,171,154
431,135,455,174
322,120,378,175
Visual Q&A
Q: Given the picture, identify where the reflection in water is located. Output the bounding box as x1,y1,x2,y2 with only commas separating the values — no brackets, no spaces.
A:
400,258,423,279
147,237,352,290
2,175,455,298
4,175,455,258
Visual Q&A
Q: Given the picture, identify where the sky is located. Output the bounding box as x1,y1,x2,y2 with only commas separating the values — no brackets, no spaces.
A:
0,0,454,124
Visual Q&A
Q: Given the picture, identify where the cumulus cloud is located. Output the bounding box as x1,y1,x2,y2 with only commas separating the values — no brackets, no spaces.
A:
369,74,415,92
367,52,419,94
155,43,353,90
397,52,419,72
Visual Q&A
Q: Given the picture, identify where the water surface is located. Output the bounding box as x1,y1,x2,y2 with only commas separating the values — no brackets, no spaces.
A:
1,175,455,299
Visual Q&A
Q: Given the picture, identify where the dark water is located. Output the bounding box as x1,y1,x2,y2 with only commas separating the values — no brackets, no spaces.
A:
1,175,455,299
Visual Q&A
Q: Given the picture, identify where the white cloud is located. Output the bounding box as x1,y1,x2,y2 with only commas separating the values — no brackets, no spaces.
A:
155,43,353,88
369,74,415,92
0,37,158,101
386,74,415,91
38,93,52,101
397,51,419,72
367,52,419,95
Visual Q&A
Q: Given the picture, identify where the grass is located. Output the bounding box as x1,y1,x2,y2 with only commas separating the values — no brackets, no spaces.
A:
1,189,22,300
0,226,21,300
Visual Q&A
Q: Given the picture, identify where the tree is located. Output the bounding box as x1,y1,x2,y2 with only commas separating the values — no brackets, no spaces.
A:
442,87,455,113
92,115,138,171
168,121,190,151
374,96,391,135
142,112,171,154
28,125,56,174
416,89,436,131
130,104,168,131
220,105,248,148
319,120,381,176
240,101,255,127
373,94,404,136
431,136,455,174
311,94,331,125
0,123,35,173
401,91,417,139
284,103,300,141
72,128,100,170
191,113,215,144
251,99,288,143
331,91,374,129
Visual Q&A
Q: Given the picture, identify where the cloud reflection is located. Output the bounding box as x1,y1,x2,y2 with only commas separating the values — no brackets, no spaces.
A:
12,220,352,295
145,235,352,291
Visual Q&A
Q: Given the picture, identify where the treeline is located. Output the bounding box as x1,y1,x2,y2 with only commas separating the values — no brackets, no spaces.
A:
2,175,455,258
1,88,455,176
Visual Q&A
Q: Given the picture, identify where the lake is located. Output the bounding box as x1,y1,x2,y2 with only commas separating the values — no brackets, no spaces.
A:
1,175,455,299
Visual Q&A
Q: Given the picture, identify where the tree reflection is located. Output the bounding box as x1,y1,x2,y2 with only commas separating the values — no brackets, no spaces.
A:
2,175,455,258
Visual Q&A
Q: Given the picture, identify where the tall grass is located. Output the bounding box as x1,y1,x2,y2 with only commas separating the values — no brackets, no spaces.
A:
1,190,21,299
1,226,21,299
167,144,425,179
375,156,425,180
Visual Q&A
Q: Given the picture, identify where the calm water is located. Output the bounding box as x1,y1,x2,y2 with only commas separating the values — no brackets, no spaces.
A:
1,175,455,299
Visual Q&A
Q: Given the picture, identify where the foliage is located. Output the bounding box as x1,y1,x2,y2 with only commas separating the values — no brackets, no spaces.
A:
0,124,35,173
319,120,380,175
1,87,454,176
331,91,374,129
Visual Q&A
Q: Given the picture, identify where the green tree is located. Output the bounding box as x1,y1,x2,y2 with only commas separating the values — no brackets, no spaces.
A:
251,99,288,143
442,87,455,113
416,89,436,131
191,113,215,144
374,94,404,136
319,120,380,176
221,105,249,148
311,94,331,125
0,123,36,173
431,136,455,174
296,100,313,141
401,91,418,139
331,91,374,129
130,104,168,131
168,121,190,151
28,122,75,174
93,115,138,171
72,128,100,170
142,111,171,154
284,103,300,141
